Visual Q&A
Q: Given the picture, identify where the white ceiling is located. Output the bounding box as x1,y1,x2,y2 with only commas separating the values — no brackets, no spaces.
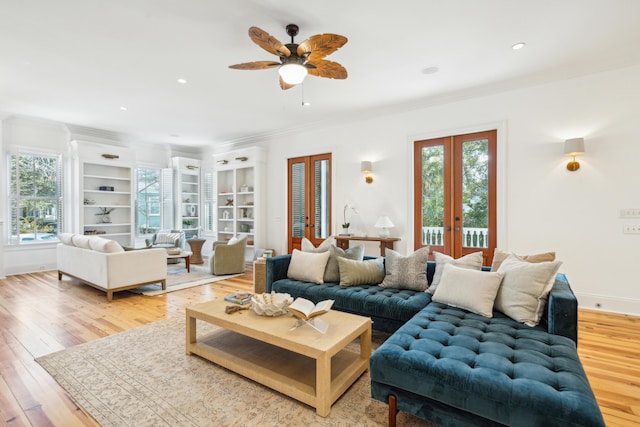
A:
1,0,640,149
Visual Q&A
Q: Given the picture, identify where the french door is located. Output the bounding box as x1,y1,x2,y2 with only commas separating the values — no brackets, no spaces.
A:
413,130,496,265
287,153,332,253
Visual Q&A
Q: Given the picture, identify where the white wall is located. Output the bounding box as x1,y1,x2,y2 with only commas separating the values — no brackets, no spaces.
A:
260,64,640,316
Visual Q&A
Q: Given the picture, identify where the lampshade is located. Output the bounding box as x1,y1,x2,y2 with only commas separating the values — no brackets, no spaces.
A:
374,216,394,228
374,216,394,238
360,161,372,173
564,138,585,156
278,63,308,85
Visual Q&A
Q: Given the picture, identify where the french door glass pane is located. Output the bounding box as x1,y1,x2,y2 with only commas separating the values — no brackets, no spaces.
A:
461,138,489,248
291,162,306,238
314,159,330,239
420,146,445,246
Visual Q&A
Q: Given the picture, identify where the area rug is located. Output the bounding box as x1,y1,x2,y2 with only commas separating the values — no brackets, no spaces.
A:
129,262,242,296
36,315,433,427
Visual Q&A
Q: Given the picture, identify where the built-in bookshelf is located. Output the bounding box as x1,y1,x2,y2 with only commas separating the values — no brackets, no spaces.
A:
172,157,201,239
214,147,265,252
81,162,133,246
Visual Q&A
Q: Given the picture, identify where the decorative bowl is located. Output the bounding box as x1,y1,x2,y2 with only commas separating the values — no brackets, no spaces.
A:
165,248,181,255
251,292,293,317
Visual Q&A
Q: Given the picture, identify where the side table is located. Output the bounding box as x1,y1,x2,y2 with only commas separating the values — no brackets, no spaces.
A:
253,257,266,294
187,238,206,264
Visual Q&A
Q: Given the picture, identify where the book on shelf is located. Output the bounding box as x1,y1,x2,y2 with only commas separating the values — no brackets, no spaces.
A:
288,298,334,321
223,292,253,305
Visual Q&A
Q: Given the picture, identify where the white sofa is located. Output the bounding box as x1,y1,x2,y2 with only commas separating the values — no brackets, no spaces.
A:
57,233,167,301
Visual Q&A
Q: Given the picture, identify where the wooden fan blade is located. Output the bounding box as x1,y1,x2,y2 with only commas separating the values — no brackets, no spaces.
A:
306,60,348,79
249,27,291,57
229,61,281,70
279,76,297,90
297,33,347,61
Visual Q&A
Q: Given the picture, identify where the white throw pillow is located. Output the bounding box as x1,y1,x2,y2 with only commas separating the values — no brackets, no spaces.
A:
427,251,483,294
380,246,431,291
432,264,504,318
89,236,124,253
495,254,563,327
58,233,75,246
287,249,331,284
228,236,239,245
71,234,92,249
301,236,335,253
490,249,556,271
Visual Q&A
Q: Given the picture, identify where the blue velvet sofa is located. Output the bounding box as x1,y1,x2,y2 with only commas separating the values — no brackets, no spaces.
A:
265,254,605,427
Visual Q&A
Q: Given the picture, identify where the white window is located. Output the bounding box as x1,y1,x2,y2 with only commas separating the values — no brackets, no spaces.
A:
7,151,63,244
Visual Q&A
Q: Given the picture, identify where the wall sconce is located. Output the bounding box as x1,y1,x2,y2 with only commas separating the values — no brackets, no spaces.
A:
101,154,119,159
217,160,228,165
374,215,394,238
564,138,585,171
361,161,373,183
235,156,248,162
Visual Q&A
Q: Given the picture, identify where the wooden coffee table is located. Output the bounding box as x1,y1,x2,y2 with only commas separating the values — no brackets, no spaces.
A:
167,250,192,272
185,299,371,416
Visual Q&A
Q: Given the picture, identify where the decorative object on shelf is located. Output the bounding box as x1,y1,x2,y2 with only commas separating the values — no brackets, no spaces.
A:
341,203,358,236
184,198,190,203
183,219,195,228
361,161,373,184
251,292,293,317
189,205,197,216
101,153,119,159
374,215,395,238
84,198,96,205
564,137,585,171
240,184,249,192
226,198,234,206
222,210,230,220
99,186,115,191
95,207,115,223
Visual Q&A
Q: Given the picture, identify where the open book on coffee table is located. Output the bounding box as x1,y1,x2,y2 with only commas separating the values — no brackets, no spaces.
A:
288,298,334,333
288,298,334,320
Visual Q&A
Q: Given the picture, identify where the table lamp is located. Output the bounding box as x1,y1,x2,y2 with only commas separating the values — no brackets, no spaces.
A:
374,216,394,238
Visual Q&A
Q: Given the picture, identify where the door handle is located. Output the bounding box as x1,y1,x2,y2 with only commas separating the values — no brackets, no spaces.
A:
445,226,452,231
455,226,461,232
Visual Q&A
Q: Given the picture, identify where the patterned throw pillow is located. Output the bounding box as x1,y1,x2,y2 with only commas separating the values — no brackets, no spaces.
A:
155,233,181,245
427,251,483,294
380,246,431,291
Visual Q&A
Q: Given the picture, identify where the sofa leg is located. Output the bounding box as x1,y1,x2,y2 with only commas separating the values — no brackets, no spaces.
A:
58,271,62,280
388,394,397,427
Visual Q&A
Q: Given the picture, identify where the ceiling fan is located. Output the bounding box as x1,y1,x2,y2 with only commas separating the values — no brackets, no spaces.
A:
229,24,348,90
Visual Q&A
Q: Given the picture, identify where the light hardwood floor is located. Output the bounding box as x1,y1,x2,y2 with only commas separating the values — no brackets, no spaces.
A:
1,270,638,426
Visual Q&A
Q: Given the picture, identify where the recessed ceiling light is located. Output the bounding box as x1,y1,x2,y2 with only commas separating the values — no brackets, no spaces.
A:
119,106,128,111
177,78,187,84
421,66,439,75
512,42,526,50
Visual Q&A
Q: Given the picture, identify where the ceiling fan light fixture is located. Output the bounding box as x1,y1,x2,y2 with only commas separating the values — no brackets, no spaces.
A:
279,63,308,85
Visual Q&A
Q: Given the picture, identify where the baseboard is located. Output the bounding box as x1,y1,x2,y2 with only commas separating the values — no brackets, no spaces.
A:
575,292,640,317
4,262,57,276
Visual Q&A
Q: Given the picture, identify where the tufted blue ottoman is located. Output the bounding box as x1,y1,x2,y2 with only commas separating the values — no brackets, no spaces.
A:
370,303,605,427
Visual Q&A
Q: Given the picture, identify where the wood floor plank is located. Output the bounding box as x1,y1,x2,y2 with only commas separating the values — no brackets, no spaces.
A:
0,269,638,426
